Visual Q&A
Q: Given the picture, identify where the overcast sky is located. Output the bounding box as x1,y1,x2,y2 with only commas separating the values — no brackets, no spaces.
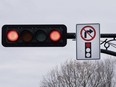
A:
0,0,116,87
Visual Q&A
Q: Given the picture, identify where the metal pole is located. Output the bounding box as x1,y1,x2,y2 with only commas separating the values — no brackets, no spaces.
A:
67,33,116,39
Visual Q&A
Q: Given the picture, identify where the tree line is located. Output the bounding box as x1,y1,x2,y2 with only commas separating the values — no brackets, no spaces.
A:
40,58,116,87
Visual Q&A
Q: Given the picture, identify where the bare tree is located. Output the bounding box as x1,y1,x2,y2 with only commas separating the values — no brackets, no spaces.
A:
40,59,116,87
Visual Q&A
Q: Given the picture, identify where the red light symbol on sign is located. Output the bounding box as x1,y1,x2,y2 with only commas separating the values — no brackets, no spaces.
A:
80,26,96,41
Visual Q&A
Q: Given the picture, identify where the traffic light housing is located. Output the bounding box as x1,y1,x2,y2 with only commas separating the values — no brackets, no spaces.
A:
2,25,67,47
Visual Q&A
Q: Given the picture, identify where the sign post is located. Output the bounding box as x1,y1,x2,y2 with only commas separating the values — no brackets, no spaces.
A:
76,23,100,60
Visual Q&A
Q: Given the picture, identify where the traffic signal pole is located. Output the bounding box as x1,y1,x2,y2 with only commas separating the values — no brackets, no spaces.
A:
67,33,116,56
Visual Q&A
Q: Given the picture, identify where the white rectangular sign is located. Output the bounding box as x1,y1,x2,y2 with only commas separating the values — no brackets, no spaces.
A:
76,23,100,60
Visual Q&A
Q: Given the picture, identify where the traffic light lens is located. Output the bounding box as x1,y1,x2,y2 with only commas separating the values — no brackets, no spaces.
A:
21,31,33,42
50,30,61,42
36,30,47,42
7,30,19,42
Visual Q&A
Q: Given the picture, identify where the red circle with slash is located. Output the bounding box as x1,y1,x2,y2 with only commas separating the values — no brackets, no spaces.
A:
80,26,96,41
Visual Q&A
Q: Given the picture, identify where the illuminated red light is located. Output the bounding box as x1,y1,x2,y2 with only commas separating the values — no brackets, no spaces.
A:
7,30,19,42
50,30,61,42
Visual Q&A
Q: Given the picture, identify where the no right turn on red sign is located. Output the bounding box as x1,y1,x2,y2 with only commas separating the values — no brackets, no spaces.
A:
76,23,100,60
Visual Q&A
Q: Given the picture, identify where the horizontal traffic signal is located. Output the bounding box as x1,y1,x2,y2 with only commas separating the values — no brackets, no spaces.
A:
2,25,67,47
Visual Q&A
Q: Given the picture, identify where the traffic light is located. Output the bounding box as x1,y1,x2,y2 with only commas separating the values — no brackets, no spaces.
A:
2,25,67,47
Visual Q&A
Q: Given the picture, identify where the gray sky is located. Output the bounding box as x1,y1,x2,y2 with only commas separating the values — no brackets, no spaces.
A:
0,0,116,87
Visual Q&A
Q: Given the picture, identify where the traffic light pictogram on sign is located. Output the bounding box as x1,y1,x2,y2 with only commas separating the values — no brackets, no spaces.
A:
85,42,91,58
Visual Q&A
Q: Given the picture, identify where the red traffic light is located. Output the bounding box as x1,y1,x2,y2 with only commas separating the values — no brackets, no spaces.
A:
7,30,19,42
50,30,61,42
2,25,67,47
